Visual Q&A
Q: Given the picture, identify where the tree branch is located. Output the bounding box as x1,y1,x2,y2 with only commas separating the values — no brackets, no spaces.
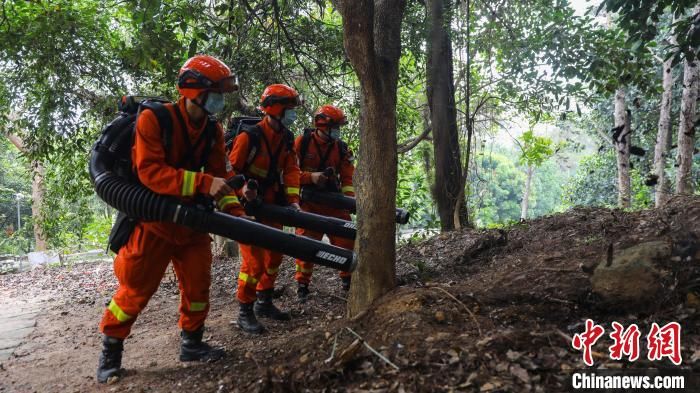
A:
398,126,431,154
6,134,26,153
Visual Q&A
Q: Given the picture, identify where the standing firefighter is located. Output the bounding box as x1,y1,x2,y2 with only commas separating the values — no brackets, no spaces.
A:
295,105,355,301
96,55,242,383
228,84,301,334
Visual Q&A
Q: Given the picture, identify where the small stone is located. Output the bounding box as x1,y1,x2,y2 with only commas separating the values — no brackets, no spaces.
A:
107,376,120,385
324,331,332,340
506,350,522,361
299,353,310,364
434,311,446,323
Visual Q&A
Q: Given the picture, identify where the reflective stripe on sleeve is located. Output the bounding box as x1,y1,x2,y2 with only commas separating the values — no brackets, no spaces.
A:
182,170,197,197
218,195,241,210
249,165,267,178
107,299,132,323
189,302,207,312
295,265,313,274
286,186,300,196
341,185,354,194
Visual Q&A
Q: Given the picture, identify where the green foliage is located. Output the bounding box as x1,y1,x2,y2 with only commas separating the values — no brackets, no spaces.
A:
562,150,652,209
601,0,699,63
0,139,31,254
471,153,525,226
518,130,555,167
530,160,566,217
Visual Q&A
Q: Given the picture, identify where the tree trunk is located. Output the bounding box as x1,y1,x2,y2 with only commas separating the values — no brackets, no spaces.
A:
676,47,699,195
520,164,533,220
613,89,631,208
653,54,675,207
426,0,464,232
334,0,406,317
6,134,47,251
31,162,47,251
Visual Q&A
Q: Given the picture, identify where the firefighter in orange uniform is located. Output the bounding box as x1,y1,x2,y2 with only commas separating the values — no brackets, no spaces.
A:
228,84,301,334
294,105,355,301
97,55,242,383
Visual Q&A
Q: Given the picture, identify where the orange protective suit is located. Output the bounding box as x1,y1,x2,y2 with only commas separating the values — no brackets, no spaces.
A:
228,117,301,304
100,98,241,339
294,131,355,284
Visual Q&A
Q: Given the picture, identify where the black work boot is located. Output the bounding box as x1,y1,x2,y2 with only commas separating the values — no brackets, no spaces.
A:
341,276,352,291
297,283,310,303
238,302,264,334
96,336,124,383
180,326,225,362
254,289,291,320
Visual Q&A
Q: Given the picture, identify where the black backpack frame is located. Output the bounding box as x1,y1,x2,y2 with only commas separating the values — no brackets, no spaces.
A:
99,96,217,253
297,128,350,172
224,116,294,193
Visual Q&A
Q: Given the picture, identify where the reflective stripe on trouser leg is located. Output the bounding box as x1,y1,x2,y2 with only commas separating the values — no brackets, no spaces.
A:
255,221,284,292
237,243,265,304
294,223,323,284
295,262,314,284
172,233,212,332
99,223,172,339
256,250,284,291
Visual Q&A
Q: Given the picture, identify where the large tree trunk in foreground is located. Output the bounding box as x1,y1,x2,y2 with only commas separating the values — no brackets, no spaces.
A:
676,46,699,195
426,0,465,232
613,89,631,208
334,0,406,316
7,134,47,251
653,54,675,207
520,165,533,220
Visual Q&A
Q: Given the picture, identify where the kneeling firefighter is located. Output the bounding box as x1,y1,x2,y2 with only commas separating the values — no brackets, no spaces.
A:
295,105,355,301
96,55,242,383
228,84,302,334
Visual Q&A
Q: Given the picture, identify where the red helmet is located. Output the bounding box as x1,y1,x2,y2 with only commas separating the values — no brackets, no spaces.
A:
177,55,238,100
314,105,348,129
259,84,301,117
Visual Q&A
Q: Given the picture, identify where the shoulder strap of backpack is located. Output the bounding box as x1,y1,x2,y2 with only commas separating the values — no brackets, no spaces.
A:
338,140,349,161
199,117,218,170
298,128,314,165
139,101,173,152
239,125,262,174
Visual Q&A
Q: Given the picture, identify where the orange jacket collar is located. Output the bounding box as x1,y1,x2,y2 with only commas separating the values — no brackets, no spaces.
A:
177,97,207,135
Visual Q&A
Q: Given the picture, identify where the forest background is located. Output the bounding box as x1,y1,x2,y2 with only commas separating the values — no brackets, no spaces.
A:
0,0,698,257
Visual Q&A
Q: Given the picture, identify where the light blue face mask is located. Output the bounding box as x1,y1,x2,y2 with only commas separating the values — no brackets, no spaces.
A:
203,92,225,114
329,127,341,140
281,109,297,128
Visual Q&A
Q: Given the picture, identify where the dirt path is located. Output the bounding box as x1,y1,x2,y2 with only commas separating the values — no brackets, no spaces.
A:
0,296,45,361
1,196,699,392
0,255,348,392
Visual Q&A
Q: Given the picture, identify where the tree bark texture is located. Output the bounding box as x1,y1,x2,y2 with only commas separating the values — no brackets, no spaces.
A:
520,165,533,220
653,55,675,207
676,49,699,195
613,89,631,208
31,162,47,251
425,0,465,232
333,0,406,317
